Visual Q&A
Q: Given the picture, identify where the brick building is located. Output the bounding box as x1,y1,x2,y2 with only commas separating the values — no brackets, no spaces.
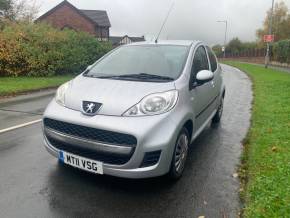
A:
36,0,111,41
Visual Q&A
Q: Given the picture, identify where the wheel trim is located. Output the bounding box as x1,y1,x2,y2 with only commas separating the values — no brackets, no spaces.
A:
174,134,189,174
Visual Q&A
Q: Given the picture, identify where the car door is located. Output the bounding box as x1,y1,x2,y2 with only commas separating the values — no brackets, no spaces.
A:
189,45,216,132
206,46,222,102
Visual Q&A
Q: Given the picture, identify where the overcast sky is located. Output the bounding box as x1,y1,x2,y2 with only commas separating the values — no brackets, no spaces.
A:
35,0,290,45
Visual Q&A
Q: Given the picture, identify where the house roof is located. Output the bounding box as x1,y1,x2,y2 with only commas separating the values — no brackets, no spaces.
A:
81,10,111,27
109,35,145,44
109,36,124,44
129,36,146,42
36,0,111,27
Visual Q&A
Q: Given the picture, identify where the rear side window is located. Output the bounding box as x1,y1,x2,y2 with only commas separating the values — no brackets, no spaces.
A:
191,46,209,76
206,46,218,72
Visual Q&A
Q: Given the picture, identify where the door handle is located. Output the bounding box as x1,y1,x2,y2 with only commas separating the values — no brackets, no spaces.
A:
211,81,215,88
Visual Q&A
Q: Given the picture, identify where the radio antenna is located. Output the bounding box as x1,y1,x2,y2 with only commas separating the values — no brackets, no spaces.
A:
155,2,175,43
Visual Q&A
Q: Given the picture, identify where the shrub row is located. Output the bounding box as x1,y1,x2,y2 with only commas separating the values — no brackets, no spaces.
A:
0,21,112,76
272,39,290,64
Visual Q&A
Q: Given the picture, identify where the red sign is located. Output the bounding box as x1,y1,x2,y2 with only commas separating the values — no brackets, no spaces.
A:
264,35,274,43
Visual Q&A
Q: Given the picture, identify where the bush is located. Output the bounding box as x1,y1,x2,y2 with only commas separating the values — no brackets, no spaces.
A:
0,21,112,76
272,39,290,64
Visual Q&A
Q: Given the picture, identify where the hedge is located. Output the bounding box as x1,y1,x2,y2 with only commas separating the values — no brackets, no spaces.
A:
0,21,112,77
272,39,290,64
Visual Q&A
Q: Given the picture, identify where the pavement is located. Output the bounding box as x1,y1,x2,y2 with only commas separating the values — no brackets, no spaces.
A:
0,65,253,218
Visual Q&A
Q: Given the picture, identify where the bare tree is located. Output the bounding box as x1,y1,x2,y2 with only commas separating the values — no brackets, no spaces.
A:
0,0,39,21
13,0,39,21
0,0,13,18
257,1,290,42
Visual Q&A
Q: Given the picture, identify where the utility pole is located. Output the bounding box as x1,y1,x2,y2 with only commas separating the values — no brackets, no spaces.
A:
265,0,275,68
217,20,228,58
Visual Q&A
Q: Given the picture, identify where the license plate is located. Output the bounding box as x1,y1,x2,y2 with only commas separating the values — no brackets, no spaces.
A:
59,151,103,175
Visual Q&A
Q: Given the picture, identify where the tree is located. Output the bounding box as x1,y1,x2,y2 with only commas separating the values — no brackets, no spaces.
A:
0,0,13,18
227,37,243,54
243,41,261,50
0,0,39,21
212,44,223,57
14,0,39,21
257,1,290,43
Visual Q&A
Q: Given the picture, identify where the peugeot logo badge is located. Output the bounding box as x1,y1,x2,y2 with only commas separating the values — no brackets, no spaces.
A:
82,101,102,116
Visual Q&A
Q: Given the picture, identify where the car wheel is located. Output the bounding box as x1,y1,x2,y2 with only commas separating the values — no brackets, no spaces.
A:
168,127,190,180
212,96,224,123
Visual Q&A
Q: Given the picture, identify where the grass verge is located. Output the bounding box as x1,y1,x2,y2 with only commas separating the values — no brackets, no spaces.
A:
223,61,290,217
0,76,73,96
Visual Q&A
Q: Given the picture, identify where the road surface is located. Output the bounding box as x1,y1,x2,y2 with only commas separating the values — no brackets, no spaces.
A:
0,65,252,218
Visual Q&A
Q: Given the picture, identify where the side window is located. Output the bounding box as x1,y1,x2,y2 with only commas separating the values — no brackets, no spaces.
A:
191,46,209,77
206,46,218,72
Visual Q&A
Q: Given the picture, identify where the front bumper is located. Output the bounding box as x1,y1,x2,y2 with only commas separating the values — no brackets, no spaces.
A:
43,100,180,179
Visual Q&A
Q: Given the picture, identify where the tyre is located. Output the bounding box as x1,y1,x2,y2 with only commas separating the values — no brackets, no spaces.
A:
212,96,224,123
168,127,190,180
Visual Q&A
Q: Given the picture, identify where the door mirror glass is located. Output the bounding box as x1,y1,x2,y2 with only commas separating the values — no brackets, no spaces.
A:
196,70,214,84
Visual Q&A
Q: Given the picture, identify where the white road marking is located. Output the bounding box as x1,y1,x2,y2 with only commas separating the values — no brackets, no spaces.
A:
0,119,42,134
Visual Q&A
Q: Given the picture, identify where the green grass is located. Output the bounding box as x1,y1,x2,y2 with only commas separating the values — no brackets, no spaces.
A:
223,61,290,217
0,76,73,96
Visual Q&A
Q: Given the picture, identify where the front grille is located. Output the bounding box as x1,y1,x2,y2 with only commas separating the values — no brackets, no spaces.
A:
47,136,133,165
43,118,137,146
140,151,161,168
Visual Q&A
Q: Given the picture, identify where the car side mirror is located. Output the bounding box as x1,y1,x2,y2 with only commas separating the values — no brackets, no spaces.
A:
196,70,214,85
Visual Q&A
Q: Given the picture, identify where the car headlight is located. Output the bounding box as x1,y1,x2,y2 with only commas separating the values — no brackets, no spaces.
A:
123,90,178,116
55,82,70,106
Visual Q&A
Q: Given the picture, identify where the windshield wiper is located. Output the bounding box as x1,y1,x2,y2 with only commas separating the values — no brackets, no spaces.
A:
87,73,174,81
109,73,174,81
93,75,120,79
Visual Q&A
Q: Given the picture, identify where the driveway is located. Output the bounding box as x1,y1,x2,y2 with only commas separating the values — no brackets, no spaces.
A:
0,65,252,218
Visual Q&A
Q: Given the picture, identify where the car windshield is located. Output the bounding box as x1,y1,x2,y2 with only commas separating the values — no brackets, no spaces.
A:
85,45,190,81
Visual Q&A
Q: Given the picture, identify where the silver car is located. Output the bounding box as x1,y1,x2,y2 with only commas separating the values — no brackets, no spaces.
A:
42,40,225,179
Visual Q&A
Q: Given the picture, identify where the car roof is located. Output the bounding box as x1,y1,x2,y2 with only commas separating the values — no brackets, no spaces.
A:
126,40,201,47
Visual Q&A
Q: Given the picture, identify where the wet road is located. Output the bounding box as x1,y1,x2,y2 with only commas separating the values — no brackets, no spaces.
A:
0,90,55,130
0,65,252,218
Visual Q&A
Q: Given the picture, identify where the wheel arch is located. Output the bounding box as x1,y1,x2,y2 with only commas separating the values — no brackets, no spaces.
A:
222,88,226,98
183,119,193,141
